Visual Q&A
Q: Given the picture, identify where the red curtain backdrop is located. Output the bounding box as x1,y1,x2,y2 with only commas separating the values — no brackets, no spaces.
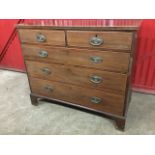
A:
132,19,155,93
0,19,25,71
1,19,155,93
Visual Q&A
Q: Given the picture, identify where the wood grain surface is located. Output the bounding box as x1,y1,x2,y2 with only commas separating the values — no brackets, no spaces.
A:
22,45,130,73
67,31,133,50
26,60,127,95
29,77,125,116
18,29,66,46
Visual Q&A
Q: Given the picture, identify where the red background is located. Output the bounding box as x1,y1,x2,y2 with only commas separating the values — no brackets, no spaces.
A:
0,19,155,94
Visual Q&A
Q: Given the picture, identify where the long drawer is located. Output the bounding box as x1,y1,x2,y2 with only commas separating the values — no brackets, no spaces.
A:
67,30,133,51
22,45,130,73
18,29,66,46
26,60,127,95
29,77,125,116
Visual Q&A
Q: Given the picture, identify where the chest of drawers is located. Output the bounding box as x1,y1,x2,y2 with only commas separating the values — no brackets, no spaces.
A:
17,25,138,130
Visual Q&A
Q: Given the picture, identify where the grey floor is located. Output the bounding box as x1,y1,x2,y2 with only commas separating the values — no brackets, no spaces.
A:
0,70,155,135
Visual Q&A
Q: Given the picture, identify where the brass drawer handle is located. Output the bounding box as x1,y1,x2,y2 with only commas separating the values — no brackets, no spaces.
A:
36,34,46,42
38,50,48,58
41,68,51,75
90,75,103,84
44,85,54,92
90,56,103,63
91,97,102,104
90,36,103,46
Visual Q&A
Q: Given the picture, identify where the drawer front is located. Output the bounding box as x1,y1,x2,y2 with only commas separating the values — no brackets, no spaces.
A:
29,77,125,116
67,31,133,51
22,45,130,73
26,61,127,95
18,29,65,46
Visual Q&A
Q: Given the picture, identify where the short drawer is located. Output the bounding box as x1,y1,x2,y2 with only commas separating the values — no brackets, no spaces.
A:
67,30,133,51
22,45,130,73
18,29,65,46
26,61,127,95
29,77,125,116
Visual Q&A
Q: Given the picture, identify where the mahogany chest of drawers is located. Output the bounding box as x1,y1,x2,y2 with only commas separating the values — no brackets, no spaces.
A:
17,25,138,130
